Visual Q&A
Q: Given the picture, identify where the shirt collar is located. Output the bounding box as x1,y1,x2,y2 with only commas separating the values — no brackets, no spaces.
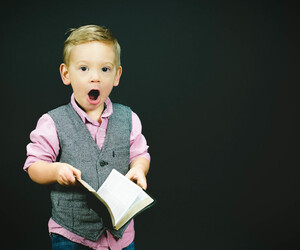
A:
70,93,113,125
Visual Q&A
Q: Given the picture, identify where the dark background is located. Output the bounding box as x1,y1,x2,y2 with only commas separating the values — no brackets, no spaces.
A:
0,0,299,249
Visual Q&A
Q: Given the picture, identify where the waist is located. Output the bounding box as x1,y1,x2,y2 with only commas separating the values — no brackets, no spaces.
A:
49,218,135,249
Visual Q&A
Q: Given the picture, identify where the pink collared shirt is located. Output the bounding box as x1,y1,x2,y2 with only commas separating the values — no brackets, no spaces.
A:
24,95,150,250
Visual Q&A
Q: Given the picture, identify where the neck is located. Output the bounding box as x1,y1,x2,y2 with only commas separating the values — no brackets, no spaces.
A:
86,106,104,122
75,99,105,123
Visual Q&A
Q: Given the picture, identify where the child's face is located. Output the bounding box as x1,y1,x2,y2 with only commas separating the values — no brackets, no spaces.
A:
60,41,122,116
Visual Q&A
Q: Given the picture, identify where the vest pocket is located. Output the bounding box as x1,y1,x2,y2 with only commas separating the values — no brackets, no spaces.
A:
104,147,130,174
53,199,102,238
72,207,102,239
52,203,75,228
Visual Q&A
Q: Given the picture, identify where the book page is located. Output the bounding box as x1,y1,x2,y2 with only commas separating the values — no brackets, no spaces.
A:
115,191,154,230
97,169,142,224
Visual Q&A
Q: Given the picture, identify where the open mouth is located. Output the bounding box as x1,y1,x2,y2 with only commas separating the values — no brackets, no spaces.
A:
88,89,100,101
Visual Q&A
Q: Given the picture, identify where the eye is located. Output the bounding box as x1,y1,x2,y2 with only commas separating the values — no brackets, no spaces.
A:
80,66,88,72
102,67,110,72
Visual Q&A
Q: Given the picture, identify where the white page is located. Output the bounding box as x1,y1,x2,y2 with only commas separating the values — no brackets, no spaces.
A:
128,191,148,210
97,169,142,224
114,190,154,230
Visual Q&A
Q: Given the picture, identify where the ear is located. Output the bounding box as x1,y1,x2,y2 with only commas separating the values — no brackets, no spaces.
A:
59,63,71,85
113,66,122,87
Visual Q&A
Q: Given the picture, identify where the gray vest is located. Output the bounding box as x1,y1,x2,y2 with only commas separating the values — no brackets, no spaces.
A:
48,103,132,241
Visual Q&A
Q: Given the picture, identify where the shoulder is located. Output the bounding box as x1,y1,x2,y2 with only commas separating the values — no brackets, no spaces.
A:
48,103,71,116
30,113,58,146
110,103,133,132
111,103,142,126
112,102,132,112
111,102,132,120
131,111,142,126
35,113,56,129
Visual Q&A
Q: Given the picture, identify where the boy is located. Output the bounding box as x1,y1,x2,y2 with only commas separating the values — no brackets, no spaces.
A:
24,25,150,250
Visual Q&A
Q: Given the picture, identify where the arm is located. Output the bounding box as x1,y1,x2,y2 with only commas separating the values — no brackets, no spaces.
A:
125,111,150,190
24,114,81,186
28,161,81,186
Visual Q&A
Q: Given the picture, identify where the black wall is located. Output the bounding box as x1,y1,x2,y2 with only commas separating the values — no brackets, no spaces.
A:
0,1,299,249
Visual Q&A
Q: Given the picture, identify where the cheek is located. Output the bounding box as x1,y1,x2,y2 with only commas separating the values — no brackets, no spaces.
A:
71,82,86,95
101,84,114,96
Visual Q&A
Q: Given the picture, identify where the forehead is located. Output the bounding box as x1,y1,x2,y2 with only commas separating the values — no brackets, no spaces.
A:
69,41,116,64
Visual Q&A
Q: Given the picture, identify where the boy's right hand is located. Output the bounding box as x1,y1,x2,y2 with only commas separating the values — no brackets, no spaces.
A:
54,163,81,186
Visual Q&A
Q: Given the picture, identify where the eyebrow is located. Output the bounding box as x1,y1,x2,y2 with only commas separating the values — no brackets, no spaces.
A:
74,60,115,67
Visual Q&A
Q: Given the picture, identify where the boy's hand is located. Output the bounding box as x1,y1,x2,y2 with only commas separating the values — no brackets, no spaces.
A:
125,157,149,190
125,167,147,190
54,163,81,186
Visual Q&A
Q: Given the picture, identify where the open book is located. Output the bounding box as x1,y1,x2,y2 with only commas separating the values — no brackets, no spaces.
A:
77,169,155,230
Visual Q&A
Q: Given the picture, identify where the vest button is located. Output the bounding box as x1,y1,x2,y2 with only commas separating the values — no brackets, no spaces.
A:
100,161,108,167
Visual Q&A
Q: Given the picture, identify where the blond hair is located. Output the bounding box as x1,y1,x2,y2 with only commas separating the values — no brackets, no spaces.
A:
63,25,121,67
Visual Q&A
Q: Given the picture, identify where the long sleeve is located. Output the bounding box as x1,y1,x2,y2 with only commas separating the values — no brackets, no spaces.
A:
24,113,60,171
129,111,150,163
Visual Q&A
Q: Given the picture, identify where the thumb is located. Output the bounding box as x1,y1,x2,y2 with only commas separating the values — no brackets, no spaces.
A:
71,166,81,180
125,170,135,180
136,177,147,190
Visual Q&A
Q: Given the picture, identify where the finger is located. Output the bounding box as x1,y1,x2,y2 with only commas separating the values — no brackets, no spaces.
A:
72,168,82,180
137,177,147,190
127,173,138,183
59,176,70,186
66,165,81,181
131,175,147,190
125,170,135,180
70,175,76,184
64,169,76,184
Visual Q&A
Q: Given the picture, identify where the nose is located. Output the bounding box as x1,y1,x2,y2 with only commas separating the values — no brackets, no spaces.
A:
90,70,100,83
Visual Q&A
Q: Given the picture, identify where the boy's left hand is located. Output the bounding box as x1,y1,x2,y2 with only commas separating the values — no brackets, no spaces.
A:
126,157,150,190
125,167,147,190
